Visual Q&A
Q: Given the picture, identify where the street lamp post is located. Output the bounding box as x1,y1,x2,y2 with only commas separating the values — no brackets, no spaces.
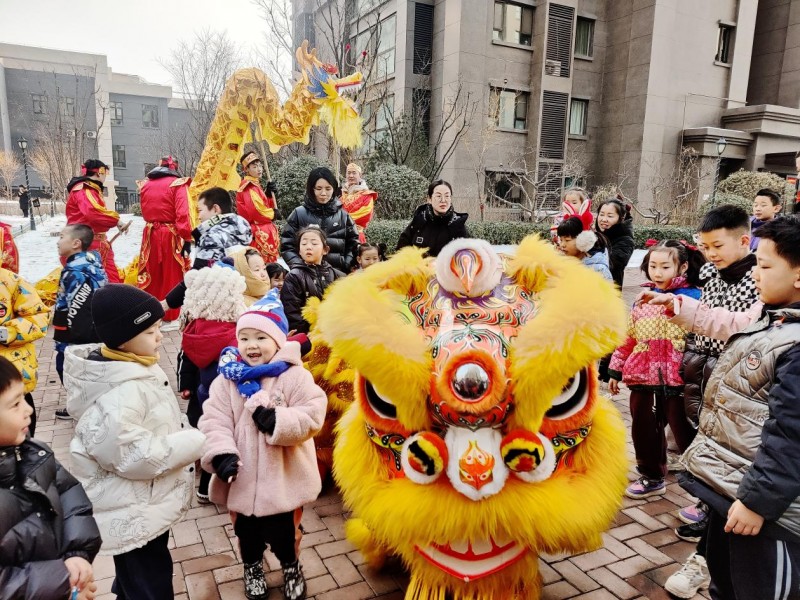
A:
711,136,728,209
16,137,34,232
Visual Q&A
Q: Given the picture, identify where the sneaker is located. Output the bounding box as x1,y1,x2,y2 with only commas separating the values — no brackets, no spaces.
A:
282,560,306,600
625,476,666,499
55,408,72,420
678,501,708,524
675,520,706,543
664,552,710,598
243,561,268,600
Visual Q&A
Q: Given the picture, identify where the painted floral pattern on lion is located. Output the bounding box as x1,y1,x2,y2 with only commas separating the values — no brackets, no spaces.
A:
316,236,629,600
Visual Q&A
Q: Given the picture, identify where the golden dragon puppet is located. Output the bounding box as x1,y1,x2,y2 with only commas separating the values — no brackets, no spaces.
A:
314,236,630,600
188,41,363,226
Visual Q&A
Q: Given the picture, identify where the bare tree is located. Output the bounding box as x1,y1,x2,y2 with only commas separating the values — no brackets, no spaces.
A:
466,90,589,222
160,30,241,175
17,68,106,204
368,78,478,180
633,147,715,225
0,151,21,198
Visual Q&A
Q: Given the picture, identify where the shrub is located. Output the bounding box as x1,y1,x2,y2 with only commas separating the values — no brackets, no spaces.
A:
697,192,751,216
272,155,328,218
717,169,794,208
365,219,696,251
364,163,428,220
128,203,142,216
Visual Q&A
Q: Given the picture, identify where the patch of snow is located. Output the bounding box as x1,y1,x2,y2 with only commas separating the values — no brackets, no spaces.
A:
15,215,145,283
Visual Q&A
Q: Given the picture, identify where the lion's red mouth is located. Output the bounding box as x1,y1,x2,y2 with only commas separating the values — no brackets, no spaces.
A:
415,536,527,581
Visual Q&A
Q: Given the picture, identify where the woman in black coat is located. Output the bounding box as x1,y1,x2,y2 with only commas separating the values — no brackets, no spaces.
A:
594,197,635,288
280,167,359,273
396,180,469,257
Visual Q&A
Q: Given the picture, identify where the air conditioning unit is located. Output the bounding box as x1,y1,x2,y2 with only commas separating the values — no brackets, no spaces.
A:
545,60,562,76
85,131,97,139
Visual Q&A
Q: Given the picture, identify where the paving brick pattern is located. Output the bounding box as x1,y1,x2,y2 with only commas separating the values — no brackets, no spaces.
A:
30,267,709,599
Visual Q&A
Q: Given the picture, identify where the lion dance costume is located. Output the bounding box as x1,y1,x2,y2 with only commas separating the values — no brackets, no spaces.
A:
315,236,629,600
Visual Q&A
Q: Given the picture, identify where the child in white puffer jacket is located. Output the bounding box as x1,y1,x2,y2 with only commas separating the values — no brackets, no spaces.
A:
65,284,205,600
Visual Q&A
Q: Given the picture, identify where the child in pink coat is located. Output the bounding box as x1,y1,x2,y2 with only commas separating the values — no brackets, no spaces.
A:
608,240,705,500
198,289,327,600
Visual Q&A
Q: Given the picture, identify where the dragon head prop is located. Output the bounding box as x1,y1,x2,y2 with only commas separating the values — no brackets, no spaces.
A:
317,236,629,600
296,41,363,148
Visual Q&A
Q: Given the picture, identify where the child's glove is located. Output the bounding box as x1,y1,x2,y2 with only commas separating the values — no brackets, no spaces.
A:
211,453,240,482
252,406,276,435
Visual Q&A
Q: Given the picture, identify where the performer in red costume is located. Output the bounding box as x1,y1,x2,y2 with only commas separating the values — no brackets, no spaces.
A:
0,221,19,273
137,156,193,322
340,162,377,243
236,151,279,263
65,159,129,283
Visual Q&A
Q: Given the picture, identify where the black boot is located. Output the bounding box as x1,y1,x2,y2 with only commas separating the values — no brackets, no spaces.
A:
243,561,268,600
282,560,306,600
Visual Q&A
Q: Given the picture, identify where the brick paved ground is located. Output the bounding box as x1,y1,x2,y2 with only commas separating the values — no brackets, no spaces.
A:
29,267,709,600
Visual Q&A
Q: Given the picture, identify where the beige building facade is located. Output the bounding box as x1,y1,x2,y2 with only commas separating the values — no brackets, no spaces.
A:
301,0,800,217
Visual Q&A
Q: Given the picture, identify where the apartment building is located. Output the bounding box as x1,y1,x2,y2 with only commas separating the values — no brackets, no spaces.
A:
297,0,800,216
0,43,191,209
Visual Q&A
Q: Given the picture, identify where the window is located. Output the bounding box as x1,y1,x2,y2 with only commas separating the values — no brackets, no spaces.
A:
361,95,394,153
568,98,588,136
59,97,75,117
112,145,126,169
491,88,529,130
358,0,382,15
716,24,734,63
32,94,47,114
485,171,525,207
574,17,594,58
376,15,396,77
294,12,315,49
142,104,160,128
493,2,534,46
110,101,124,126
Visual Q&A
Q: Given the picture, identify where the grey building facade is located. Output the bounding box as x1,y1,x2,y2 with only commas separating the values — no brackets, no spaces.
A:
0,43,191,211
297,0,800,217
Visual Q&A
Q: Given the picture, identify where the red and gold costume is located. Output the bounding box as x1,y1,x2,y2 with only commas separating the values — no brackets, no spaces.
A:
137,162,193,322
236,167,279,263
341,164,377,243
66,176,121,283
0,222,19,273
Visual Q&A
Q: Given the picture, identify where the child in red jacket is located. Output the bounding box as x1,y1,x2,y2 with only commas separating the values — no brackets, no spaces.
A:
609,240,705,499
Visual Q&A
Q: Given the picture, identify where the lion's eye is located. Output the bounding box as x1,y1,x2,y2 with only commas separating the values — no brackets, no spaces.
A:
365,380,398,420
545,369,589,419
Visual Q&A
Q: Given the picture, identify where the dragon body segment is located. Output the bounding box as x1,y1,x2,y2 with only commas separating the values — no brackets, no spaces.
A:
188,42,363,226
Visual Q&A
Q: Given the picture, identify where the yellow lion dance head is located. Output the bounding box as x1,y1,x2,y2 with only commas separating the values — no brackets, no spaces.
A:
316,236,629,600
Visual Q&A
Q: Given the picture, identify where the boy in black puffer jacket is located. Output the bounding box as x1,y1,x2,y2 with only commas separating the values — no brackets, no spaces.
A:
0,356,102,600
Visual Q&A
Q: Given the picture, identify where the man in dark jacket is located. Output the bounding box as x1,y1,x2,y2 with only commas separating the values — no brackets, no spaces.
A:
17,186,29,218
0,356,102,600
396,180,468,257
280,167,359,272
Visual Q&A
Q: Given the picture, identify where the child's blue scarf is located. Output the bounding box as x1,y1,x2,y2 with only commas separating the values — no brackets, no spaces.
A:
217,347,291,398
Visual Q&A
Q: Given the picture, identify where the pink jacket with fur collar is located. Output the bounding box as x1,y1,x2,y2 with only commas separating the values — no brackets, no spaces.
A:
198,342,327,516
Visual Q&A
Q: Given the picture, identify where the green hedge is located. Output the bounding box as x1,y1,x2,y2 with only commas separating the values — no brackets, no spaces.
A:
364,219,696,250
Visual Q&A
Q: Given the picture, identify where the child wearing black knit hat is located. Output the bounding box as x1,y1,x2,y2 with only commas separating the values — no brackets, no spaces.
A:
63,284,206,599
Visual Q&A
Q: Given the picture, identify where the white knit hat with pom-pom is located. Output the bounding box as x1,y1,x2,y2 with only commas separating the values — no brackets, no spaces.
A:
182,265,248,325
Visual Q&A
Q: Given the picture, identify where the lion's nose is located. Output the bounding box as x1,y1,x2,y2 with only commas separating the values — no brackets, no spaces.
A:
452,363,490,402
